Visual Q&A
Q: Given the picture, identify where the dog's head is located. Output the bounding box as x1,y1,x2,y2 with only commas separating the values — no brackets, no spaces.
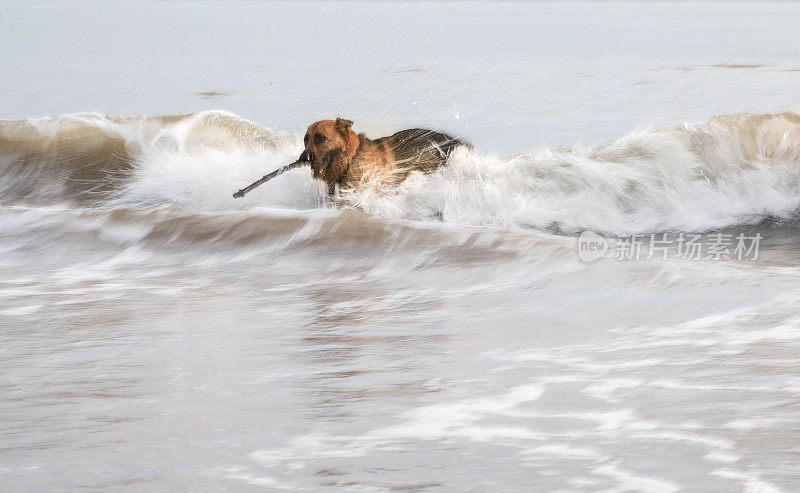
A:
300,118,358,183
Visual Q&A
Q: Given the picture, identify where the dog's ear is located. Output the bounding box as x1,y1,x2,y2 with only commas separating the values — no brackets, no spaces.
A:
335,117,353,134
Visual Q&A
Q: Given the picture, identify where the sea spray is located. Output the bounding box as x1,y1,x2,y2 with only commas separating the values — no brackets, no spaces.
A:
2,111,800,235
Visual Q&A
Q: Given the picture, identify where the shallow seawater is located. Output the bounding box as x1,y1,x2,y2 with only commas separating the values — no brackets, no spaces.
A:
2,1,800,492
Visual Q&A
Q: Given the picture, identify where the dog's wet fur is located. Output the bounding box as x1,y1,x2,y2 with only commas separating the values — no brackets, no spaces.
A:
300,118,466,194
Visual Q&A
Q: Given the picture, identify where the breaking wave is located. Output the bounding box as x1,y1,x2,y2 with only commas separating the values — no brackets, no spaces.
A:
2,110,800,235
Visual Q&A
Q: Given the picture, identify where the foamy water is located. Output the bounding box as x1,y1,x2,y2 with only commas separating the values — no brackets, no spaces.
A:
2,1,800,491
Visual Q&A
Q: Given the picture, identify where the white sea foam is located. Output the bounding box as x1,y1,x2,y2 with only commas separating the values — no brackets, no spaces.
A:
3,111,800,236
0,305,43,316
350,113,800,233
712,469,784,493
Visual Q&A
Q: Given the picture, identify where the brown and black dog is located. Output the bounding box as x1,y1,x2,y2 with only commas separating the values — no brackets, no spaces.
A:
300,118,466,194
232,118,467,199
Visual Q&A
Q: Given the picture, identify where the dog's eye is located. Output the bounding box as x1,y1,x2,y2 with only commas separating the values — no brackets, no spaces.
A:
314,134,326,144
303,135,308,144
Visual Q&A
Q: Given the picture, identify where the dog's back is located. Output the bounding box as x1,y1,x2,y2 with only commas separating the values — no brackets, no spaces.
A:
376,129,466,174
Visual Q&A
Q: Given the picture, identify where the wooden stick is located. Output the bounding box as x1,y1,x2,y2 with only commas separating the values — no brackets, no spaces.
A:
232,160,308,198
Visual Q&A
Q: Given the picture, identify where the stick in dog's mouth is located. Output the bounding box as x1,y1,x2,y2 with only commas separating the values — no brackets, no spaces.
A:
232,159,310,199
233,147,339,199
